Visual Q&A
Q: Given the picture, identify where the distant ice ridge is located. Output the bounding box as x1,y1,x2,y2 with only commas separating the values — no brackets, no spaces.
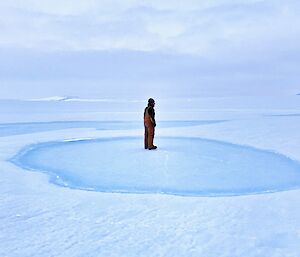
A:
27,96,143,103
28,96,76,101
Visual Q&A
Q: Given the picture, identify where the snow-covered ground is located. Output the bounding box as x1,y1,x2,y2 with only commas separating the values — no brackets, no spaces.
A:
1,96,300,257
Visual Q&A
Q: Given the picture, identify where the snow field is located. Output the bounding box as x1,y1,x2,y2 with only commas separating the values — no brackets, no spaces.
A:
1,98,300,257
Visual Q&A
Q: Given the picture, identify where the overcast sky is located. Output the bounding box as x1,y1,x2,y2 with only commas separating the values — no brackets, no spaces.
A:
1,0,300,99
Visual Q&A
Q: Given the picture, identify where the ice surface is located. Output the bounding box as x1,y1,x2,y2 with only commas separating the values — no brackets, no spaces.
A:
0,120,224,137
2,97,300,257
12,136,300,196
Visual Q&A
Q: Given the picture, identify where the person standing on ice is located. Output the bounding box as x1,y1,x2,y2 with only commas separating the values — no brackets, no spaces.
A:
144,98,157,150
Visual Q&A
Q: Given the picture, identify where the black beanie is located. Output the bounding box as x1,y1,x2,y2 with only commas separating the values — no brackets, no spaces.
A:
148,98,155,104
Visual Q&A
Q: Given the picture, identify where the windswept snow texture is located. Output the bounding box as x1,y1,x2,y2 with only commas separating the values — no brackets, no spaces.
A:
12,137,300,196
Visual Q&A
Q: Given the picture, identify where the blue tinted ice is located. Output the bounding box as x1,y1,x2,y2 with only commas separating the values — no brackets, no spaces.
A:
12,137,300,196
0,120,224,137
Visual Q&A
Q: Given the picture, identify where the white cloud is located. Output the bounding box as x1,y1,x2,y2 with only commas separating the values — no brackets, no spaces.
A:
0,0,300,60
146,20,186,39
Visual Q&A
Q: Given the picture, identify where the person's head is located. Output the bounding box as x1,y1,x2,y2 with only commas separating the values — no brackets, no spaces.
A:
148,98,155,107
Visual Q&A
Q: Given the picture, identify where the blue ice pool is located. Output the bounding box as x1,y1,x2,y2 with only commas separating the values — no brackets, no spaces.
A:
11,137,300,196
